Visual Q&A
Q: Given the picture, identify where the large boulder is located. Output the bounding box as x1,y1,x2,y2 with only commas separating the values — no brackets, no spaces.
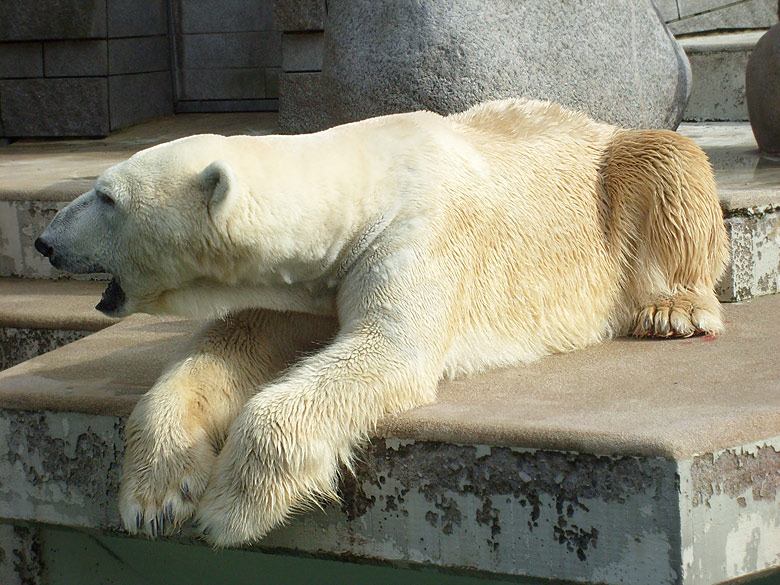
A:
312,0,690,131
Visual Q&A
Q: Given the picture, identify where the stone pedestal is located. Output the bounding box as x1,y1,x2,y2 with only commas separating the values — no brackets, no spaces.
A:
279,0,691,134
746,22,780,155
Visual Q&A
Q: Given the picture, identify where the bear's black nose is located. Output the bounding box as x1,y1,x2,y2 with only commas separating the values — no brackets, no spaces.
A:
34,237,53,258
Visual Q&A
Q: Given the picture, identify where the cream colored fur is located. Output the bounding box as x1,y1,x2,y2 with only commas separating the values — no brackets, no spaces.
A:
42,98,728,546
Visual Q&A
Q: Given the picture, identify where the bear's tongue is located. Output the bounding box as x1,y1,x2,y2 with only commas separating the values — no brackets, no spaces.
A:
96,278,126,314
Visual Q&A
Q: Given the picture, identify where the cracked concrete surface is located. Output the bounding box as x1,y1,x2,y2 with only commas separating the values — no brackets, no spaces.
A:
680,440,780,584
1,408,778,584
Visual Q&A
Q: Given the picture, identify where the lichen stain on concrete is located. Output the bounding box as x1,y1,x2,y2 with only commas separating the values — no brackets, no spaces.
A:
0,327,90,371
690,445,780,508
10,525,42,585
6,411,121,505
721,209,780,301
340,440,667,561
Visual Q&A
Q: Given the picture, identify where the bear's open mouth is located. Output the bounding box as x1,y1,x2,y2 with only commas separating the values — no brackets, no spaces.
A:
96,278,126,314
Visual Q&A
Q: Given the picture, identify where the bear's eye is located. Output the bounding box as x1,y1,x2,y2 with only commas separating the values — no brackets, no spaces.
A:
96,190,115,206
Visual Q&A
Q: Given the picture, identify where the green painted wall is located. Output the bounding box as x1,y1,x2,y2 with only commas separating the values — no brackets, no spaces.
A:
41,527,523,585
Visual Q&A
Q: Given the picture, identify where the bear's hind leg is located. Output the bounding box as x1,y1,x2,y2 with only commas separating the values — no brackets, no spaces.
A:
609,130,728,339
625,131,728,337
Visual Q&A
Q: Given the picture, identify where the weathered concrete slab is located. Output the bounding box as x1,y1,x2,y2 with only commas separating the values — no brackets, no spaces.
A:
0,296,778,458
680,439,780,584
0,523,42,585
0,327,91,371
0,296,779,583
680,31,765,123
0,278,116,331
679,122,780,301
0,278,117,370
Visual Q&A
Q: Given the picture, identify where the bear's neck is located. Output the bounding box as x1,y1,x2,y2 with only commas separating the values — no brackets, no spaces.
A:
223,118,435,287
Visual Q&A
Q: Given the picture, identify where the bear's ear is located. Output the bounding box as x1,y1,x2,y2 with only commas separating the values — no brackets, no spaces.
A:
198,160,236,216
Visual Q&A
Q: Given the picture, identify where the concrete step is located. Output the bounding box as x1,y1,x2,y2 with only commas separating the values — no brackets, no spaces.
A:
2,114,777,303
0,277,117,370
678,122,780,300
0,295,779,584
664,0,776,36
680,30,766,123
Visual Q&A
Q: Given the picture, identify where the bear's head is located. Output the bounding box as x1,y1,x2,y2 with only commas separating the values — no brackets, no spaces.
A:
35,135,247,318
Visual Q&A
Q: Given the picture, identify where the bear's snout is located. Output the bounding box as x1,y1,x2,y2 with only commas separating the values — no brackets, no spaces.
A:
34,231,105,274
34,236,53,258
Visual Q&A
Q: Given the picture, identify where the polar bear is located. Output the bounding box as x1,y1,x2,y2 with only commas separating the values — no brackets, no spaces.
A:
35,98,728,546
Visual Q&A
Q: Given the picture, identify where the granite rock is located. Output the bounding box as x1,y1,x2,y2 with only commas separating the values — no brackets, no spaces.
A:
0,43,42,78
43,40,108,77
310,0,690,133
279,72,329,134
107,0,168,37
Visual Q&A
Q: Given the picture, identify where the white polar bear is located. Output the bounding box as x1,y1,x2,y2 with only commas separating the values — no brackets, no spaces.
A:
35,99,728,546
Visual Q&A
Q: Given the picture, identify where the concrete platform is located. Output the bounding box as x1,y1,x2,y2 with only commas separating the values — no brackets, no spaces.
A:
680,30,765,123
678,122,780,301
1,295,779,584
0,112,278,203
0,278,116,331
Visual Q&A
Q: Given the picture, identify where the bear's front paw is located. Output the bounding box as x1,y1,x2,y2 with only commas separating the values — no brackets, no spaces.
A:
195,400,343,547
119,394,217,538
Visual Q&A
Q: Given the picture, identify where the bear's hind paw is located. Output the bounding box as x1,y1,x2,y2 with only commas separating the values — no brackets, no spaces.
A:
631,296,722,338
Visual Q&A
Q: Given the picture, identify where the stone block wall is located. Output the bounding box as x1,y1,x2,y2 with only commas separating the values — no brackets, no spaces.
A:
0,0,173,138
171,0,280,113
0,0,282,137
275,0,326,133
